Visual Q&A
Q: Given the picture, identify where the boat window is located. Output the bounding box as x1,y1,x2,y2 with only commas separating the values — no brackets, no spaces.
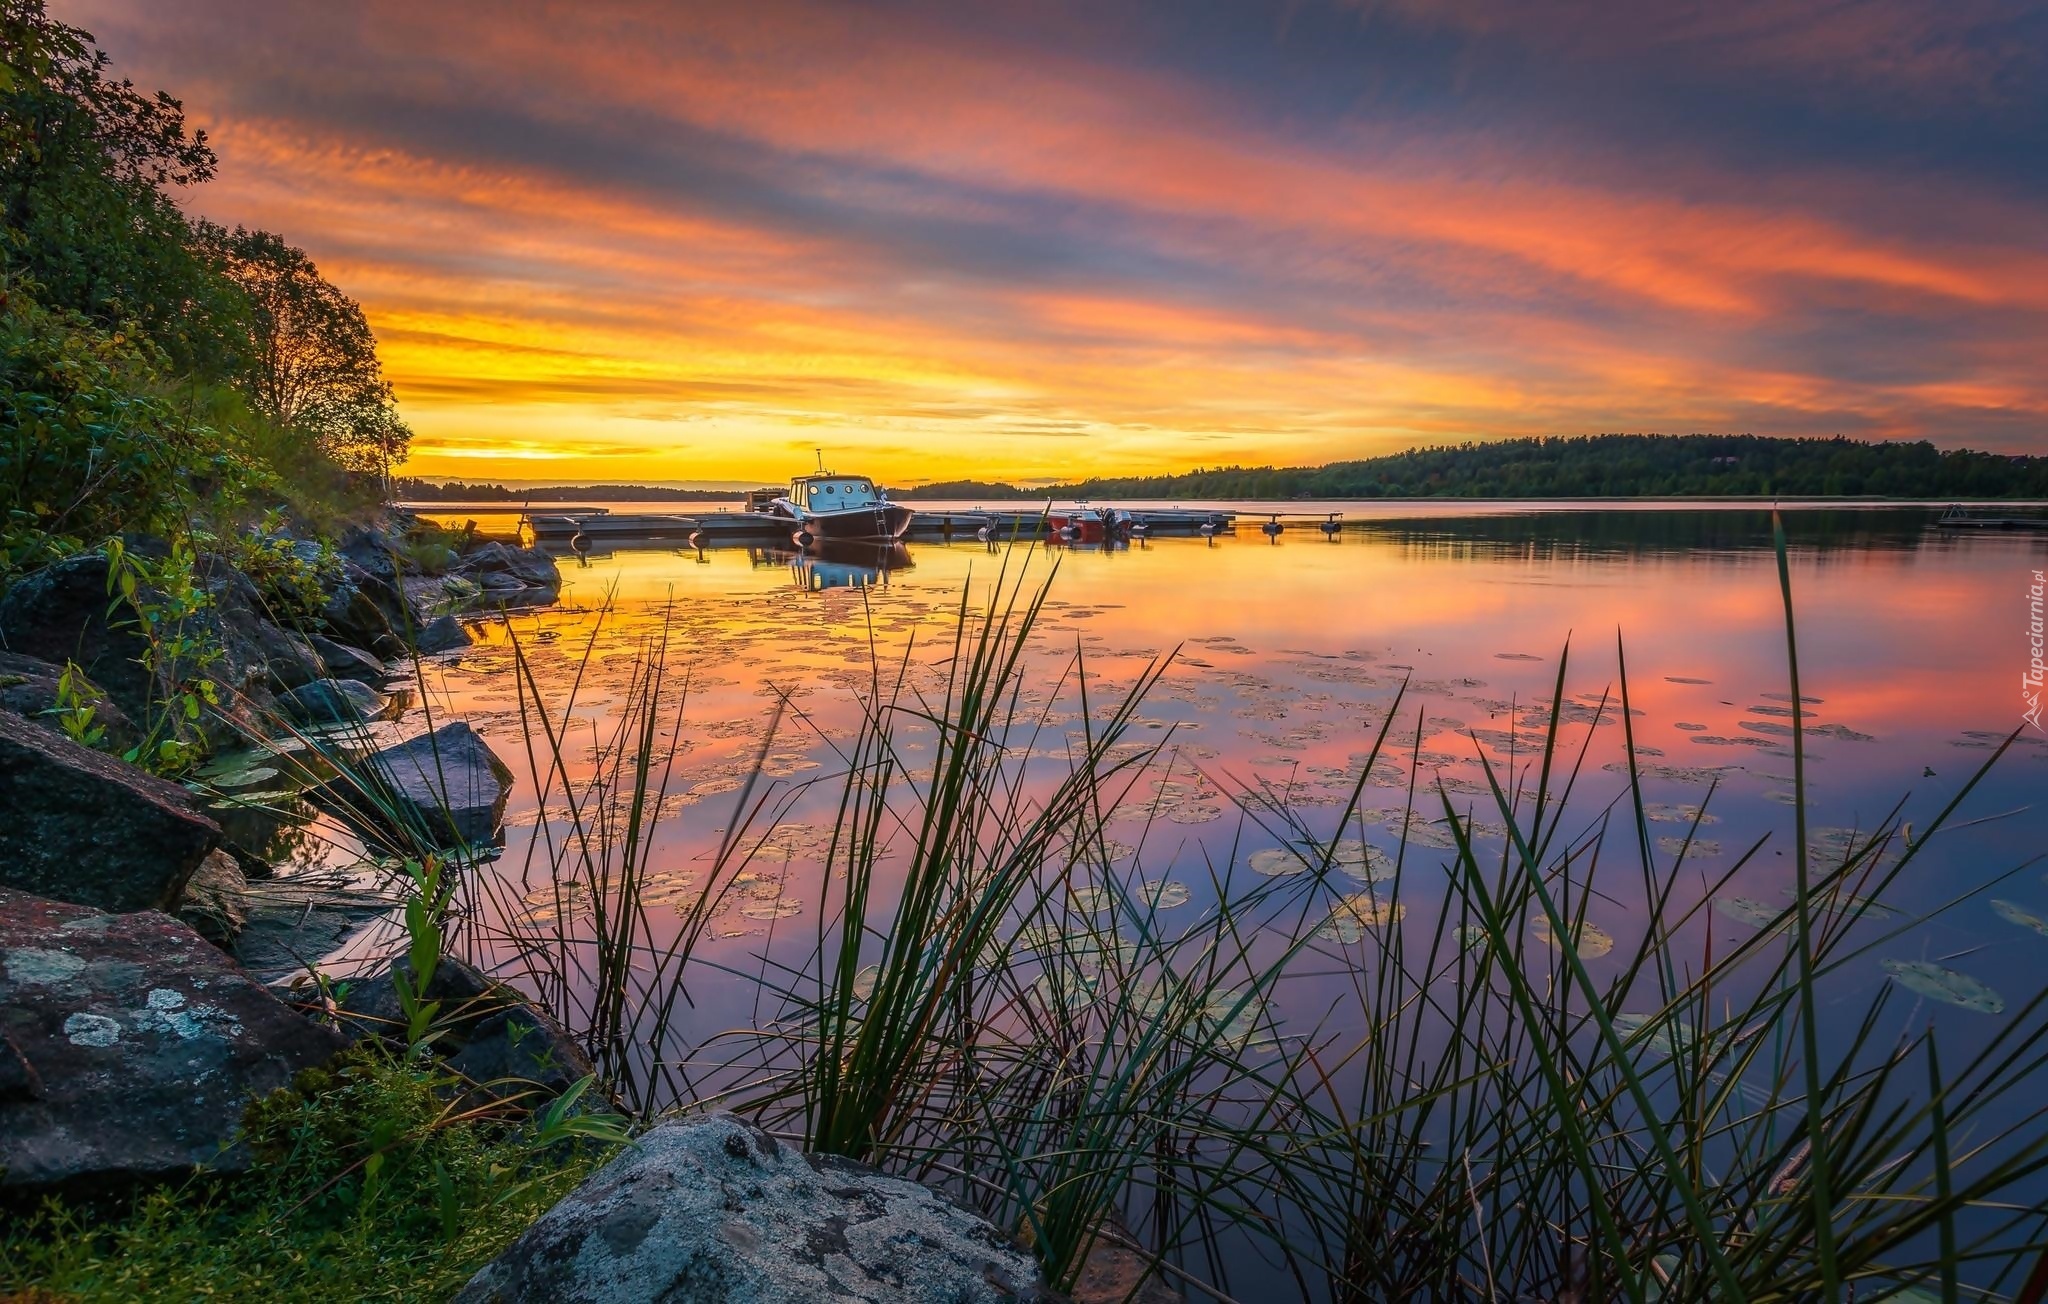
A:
824,484,836,495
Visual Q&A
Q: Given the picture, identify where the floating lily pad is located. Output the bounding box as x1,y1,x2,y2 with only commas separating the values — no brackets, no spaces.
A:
1310,888,1409,941
1140,879,1190,909
1776,887,1897,922
1881,959,2004,1014
1530,915,1614,959
1643,802,1719,825
1656,836,1721,857
1713,896,1786,930
1248,847,1308,877
1991,899,2048,937
1069,885,1115,914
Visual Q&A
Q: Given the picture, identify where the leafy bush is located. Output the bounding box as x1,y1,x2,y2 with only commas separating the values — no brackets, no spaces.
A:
219,515,344,621
0,282,250,582
0,1049,620,1303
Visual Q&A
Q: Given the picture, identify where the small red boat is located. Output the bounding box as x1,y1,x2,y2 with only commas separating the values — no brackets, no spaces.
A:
1047,504,1132,543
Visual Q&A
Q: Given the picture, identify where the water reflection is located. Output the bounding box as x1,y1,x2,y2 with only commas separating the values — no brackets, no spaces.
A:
746,540,913,589
396,507,2046,1179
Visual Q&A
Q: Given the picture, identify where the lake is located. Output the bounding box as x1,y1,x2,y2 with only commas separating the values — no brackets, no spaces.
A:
312,501,2048,1293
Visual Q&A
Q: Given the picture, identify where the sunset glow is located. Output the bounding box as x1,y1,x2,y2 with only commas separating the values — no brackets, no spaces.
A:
62,0,2048,484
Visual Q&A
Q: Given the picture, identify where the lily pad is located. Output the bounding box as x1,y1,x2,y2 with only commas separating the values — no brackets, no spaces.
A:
1713,896,1786,930
1530,915,1614,959
1991,899,2048,938
1140,879,1190,910
1881,959,2004,1014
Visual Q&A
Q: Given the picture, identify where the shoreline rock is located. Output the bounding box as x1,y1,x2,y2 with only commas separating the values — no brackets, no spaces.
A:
456,1112,1052,1304
0,711,221,912
337,955,594,1105
315,720,513,852
0,888,346,1194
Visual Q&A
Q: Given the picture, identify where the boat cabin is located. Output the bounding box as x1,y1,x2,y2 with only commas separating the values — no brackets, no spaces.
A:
786,475,883,511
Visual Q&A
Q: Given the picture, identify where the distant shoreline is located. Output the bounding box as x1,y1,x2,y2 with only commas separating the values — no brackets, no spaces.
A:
392,433,2048,504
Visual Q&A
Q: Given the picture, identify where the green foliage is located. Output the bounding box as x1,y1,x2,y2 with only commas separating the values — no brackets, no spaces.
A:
46,658,104,748
0,281,247,579
104,536,220,774
0,1050,622,1303
0,2,407,587
0,0,240,376
218,515,343,620
905,434,2048,500
394,856,454,1048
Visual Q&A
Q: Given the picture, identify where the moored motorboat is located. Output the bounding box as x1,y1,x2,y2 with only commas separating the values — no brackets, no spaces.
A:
1047,503,1132,543
746,473,913,543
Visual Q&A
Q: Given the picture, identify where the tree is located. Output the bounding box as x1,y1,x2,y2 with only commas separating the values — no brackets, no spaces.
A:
202,224,411,478
0,0,238,374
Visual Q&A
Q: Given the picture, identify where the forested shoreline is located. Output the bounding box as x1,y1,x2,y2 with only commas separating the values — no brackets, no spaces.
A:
2,2,407,585
397,433,2048,503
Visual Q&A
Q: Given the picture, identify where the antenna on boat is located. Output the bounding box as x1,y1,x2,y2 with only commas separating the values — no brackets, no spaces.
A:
815,447,825,474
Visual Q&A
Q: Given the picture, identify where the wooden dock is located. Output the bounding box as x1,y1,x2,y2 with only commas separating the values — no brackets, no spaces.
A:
525,508,1238,547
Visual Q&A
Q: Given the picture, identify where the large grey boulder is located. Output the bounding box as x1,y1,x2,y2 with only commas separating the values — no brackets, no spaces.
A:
459,542,562,592
0,711,220,912
0,888,346,1192
251,620,326,692
278,677,386,725
320,561,412,658
337,955,593,1103
414,613,473,654
319,721,512,850
456,1113,1050,1304
309,634,387,684
0,551,164,734
0,550,288,747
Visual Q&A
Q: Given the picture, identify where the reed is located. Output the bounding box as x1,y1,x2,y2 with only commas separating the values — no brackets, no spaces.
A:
425,527,2048,1302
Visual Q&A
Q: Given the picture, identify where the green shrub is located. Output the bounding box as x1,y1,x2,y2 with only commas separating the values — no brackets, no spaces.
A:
0,281,249,582
0,1049,621,1303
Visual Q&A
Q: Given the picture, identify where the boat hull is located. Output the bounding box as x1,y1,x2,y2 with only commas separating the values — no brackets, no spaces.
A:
795,502,914,542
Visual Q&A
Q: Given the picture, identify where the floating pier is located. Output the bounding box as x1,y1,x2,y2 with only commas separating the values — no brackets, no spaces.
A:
525,508,1238,548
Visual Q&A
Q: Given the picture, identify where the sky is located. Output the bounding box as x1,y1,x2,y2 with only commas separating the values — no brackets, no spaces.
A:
59,0,2048,485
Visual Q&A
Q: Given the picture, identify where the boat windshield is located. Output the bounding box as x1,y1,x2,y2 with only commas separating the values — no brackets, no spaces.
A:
790,477,880,508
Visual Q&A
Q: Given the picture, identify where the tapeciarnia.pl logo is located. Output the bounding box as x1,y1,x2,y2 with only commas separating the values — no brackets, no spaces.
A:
2027,568,2045,731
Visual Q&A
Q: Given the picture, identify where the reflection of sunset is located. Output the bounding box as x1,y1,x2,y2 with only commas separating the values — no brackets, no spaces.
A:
67,0,2048,483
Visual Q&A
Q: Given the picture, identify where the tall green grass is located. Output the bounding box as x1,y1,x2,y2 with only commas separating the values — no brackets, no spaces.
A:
437,525,2048,1302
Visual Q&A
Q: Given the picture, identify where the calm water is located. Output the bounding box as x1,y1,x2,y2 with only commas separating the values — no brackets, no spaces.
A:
363,507,2048,1071
291,502,2048,1286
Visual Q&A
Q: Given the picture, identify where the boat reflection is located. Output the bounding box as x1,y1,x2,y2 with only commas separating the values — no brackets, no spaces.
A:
747,541,913,590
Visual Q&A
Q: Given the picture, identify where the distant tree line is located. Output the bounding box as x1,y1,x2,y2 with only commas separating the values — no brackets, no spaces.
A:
2,0,407,579
907,435,2048,500
391,479,746,503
